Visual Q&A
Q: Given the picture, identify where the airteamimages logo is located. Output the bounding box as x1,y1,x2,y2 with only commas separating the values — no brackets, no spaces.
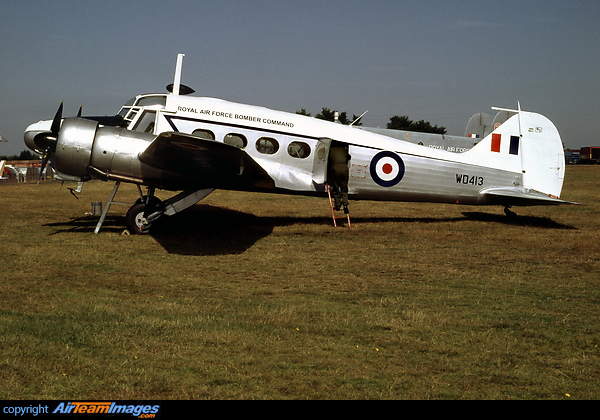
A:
370,151,405,187
52,402,160,418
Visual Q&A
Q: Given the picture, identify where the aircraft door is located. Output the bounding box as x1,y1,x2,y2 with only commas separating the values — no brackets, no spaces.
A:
312,137,332,185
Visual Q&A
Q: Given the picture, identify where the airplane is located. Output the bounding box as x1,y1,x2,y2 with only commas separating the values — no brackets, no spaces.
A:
24,53,572,234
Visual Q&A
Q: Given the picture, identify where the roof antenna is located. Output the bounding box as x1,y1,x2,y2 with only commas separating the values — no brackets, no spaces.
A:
172,53,185,96
350,110,368,127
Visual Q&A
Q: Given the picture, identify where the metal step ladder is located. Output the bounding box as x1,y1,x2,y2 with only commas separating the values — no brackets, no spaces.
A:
326,184,351,228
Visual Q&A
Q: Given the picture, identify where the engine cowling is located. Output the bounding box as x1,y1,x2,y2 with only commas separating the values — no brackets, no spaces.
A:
51,117,160,184
54,117,97,178
26,114,193,189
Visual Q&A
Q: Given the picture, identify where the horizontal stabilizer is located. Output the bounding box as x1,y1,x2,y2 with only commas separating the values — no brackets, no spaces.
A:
480,187,580,206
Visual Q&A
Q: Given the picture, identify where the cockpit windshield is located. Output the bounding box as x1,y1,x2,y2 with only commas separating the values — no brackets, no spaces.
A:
117,94,167,124
117,98,136,118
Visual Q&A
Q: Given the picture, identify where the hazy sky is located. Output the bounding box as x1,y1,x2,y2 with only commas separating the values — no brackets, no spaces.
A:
1,0,598,156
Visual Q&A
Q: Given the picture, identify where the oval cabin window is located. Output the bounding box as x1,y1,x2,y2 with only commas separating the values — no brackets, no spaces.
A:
224,133,247,149
192,129,215,140
256,137,279,155
287,141,311,158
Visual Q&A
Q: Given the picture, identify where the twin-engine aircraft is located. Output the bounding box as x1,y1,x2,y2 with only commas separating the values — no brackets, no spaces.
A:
24,54,571,234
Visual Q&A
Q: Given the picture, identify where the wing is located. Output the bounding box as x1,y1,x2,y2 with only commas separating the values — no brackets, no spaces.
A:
139,132,275,190
480,187,579,206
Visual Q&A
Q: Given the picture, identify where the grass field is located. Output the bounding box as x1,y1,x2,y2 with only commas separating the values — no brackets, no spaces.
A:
1,165,598,399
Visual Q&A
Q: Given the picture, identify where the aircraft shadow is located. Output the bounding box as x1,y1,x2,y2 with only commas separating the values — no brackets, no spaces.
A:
461,212,577,230
151,208,577,255
45,215,127,234
151,206,278,256
43,206,576,256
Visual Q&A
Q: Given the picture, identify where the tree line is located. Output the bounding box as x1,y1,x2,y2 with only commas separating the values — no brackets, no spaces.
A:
297,108,447,134
0,150,36,161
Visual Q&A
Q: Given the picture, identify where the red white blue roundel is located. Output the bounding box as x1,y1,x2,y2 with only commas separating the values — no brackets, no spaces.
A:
370,151,405,187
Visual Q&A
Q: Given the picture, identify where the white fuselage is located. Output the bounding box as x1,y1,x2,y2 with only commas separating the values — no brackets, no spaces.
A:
130,94,524,205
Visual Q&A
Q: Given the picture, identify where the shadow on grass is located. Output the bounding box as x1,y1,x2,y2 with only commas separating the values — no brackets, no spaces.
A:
461,211,577,230
44,205,576,256
151,206,277,255
44,215,127,234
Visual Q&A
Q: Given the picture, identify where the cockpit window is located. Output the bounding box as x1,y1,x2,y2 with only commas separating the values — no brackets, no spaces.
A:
135,95,167,107
122,98,136,107
118,98,135,118
132,111,156,133
118,95,167,125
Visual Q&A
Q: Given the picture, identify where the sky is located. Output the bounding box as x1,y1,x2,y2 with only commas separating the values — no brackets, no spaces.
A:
1,0,599,156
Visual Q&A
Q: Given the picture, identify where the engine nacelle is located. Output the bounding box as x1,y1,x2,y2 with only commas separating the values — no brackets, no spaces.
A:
54,118,97,178
54,117,160,184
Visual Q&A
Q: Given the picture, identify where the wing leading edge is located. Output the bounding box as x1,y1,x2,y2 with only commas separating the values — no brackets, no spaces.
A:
139,132,275,190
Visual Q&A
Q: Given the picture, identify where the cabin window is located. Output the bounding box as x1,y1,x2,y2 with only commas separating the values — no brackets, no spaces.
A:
132,111,156,133
192,129,215,141
287,141,311,158
256,137,279,155
224,133,247,149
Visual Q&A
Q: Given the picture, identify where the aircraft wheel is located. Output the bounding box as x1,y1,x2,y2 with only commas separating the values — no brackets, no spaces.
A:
126,203,153,235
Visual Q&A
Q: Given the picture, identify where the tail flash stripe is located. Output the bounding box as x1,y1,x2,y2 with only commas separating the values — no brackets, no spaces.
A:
509,136,520,155
491,133,501,152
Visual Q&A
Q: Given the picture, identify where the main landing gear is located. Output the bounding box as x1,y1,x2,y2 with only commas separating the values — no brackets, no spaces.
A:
94,182,215,234
125,194,163,235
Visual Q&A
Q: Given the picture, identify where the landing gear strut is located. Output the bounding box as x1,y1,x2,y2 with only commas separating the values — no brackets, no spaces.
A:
94,182,215,234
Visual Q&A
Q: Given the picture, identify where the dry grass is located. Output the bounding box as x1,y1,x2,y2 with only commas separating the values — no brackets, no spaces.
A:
0,165,598,399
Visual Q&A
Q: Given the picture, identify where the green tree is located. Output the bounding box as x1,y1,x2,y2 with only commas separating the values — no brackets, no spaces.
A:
387,115,413,130
299,107,362,126
0,150,37,161
387,115,446,134
296,108,311,117
316,108,346,123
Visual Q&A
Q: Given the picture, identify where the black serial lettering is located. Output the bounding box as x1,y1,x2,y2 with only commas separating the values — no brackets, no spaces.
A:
456,174,484,186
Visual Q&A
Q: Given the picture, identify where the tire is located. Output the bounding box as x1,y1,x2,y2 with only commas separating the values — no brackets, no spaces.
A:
126,203,152,235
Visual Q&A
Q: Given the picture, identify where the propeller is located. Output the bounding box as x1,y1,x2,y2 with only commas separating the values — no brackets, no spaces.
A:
30,102,126,180
34,102,63,179
77,104,126,127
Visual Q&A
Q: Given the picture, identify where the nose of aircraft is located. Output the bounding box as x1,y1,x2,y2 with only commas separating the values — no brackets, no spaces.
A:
23,102,63,175
24,122,50,154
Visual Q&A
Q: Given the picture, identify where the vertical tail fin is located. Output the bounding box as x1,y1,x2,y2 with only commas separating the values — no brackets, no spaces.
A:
466,107,565,199
517,110,565,198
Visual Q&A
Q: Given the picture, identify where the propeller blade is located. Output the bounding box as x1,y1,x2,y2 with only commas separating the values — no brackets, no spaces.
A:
33,102,64,158
39,148,51,180
50,102,63,136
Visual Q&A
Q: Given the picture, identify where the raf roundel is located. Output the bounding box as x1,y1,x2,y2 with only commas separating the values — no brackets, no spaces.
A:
370,151,405,187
